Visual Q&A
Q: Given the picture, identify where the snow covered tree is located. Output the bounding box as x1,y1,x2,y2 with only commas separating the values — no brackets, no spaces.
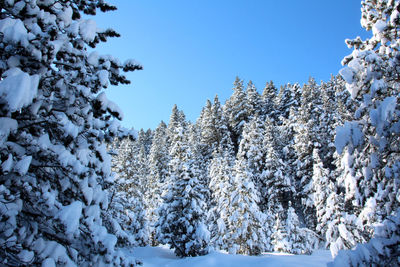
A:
223,77,249,152
273,204,318,255
276,83,301,123
228,158,268,255
261,118,294,251
262,118,295,214
146,121,170,245
156,112,209,257
208,146,235,251
245,80,262,121
329,209,400,267
137,128,153,155
319,78,338,152
199,95,232,160
108,132,151,246
261,80,277,121
0,1,141,265
337,0,400,231
107,137,149,247
312,148,332,238
323,175,366,257
237,117,266,194
292,78,321,231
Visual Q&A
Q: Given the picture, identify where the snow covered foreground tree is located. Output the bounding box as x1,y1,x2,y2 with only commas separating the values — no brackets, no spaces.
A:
0,1,141,265
330,0,400,261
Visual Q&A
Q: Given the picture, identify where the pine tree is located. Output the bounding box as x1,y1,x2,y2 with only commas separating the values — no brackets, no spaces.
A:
237,117,266,194
109,137,149,247
329,209,400,267
156,112,209,257
312,148,331,238
282,204,318,255
323,173,366,257
262,118,295,214
337,0,400,235
245,80,262,121
199,95,232,159
146,121,170,245
261,80,277,121
228,158,268,255
208,146,235,251
292,78,321,231
0,1,141,265
276,83,301,123
223,77,249,152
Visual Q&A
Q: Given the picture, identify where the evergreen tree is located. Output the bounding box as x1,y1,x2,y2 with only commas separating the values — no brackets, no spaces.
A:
337,0,400,234
228,158,268,255
237,117,266,193
156,113,209,257
146,121,170,245
245,80,262,121
329,209,400,267
312,148,331,238
292,78,321,230
262,118,295,214
223,77,249,152
0,1,141,265
208,146,235,251
280,204,318,255
198,95,233,158
276,83,301,123
261,80,277,121
109,137,149,247
323,170,366,257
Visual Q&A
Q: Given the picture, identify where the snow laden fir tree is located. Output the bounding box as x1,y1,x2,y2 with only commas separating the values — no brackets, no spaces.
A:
0,0,142,265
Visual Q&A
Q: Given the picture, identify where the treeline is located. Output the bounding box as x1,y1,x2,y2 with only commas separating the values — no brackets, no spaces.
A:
109,72,396,258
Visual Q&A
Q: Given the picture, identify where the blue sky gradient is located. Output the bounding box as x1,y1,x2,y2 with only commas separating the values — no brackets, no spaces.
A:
95,1,370,130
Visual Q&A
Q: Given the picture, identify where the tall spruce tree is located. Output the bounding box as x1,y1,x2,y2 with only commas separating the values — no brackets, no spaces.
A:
293,78,321,230
208,146,235,251
146,121,170,245
245,80,262,121
237,117,266,194
156,111,209,257
261,80,277,121
228,158,268,255
0,1,141,265
109,137,150,247
223,77,249,152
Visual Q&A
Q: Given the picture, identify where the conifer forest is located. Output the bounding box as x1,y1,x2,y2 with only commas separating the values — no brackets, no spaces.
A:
1,0,400,266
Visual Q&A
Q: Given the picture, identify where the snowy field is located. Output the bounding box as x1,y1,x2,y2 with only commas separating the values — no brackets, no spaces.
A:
123,246,333,267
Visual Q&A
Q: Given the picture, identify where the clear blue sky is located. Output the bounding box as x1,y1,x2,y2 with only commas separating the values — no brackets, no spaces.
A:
94,1,370,130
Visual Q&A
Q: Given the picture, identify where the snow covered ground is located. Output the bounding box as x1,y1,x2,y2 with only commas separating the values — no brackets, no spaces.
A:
123,246,333,267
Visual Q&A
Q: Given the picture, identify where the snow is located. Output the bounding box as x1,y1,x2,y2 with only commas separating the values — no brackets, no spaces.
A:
370,96,397,135
96,92,124,120
0,68,39,112
14,155,32,175
124,246,332,267
17,249,34,263
98,70,109,87
0,117,18,146
0,18,30,47
79,19,97,43
335,121,363,154
58,6,73,27
372,20,386,35
1,154,13,173
88,51,99,66
57,201,82,235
